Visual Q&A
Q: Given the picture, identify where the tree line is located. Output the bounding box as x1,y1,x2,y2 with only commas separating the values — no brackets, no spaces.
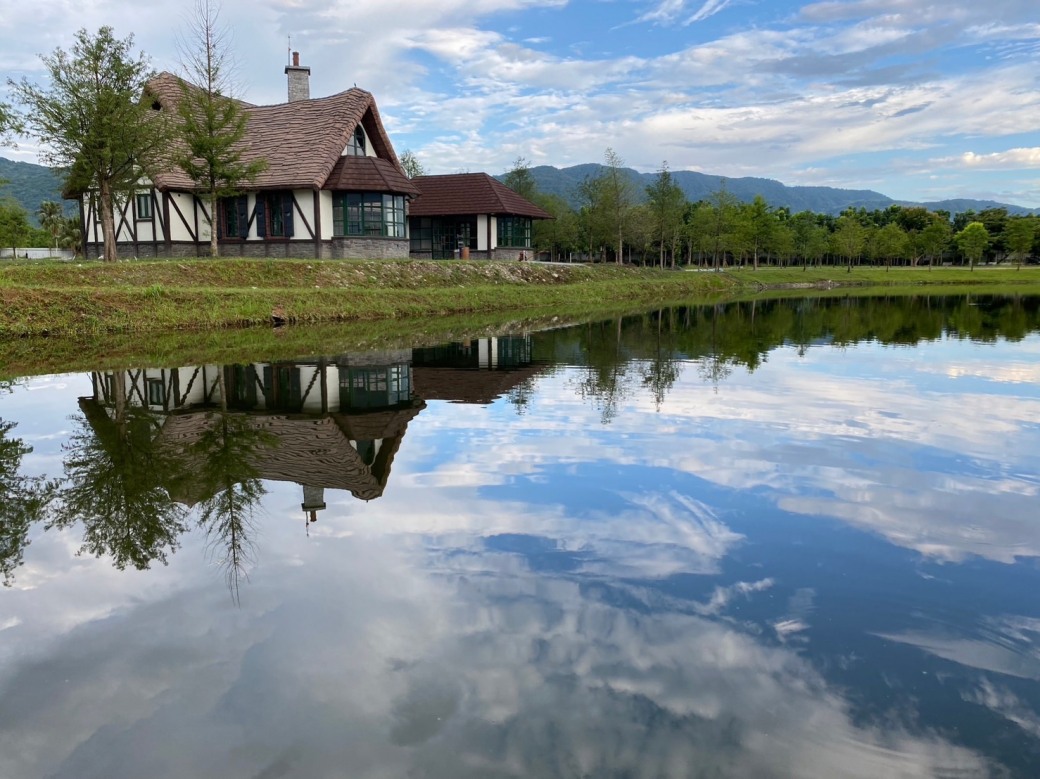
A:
503,153,1040,271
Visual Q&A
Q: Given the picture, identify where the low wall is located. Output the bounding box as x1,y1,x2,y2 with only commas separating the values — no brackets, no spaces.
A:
84,238,410,261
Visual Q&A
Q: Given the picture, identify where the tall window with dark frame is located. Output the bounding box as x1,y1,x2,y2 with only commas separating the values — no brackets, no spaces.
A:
256,192,294,239
332,193,406,238
135,193,153,220
218,195,249,239
497,216,532,248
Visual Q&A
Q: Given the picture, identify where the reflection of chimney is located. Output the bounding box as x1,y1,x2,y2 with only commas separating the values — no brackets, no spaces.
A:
302,484,326,523
285,50,310,103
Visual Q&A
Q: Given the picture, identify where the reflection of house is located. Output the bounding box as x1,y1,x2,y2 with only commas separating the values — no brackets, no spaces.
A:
86,350,426,513
408,174,551,260
412,335,546,404
75,53,419,260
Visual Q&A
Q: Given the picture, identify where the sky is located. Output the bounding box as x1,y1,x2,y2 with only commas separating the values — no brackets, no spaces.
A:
1,0,1039,206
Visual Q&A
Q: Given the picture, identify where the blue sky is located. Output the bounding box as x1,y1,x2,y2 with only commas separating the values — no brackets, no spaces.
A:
2,0,1039,206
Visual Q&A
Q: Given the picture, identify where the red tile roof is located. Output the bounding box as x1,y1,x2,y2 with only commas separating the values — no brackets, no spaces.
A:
410,173,552,219
145,72,412,194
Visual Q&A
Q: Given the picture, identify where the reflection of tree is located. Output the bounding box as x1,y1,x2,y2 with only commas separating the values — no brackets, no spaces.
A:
574,318,632,424
54,382,189,570
641,310,682,410
0,417,58,586
541,295,1040,411
188,407,273,603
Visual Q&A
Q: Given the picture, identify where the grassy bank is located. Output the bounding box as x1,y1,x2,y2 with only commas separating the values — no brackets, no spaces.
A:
0,259,746,337
1,258,1038,339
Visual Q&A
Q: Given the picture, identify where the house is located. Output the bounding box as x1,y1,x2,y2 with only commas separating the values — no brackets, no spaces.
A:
77,53,420,260
408,173,551,260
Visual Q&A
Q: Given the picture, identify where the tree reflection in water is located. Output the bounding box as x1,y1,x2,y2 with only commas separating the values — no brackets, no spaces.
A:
186,401,275,604
0,414,58,586
52,374,189,571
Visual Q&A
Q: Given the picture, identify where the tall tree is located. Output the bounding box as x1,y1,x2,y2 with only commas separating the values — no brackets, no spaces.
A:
919,219,951,268
532,192,578,261
831,216,866,273
744,195,775,270
37,201,64,254
704,182,740,270
176,0,266,258
399,150,426,179
503,156,537,201
645,163,686,268
955,222,989,271
1003,217,1037,270
602,148,635,265
10,27,171,262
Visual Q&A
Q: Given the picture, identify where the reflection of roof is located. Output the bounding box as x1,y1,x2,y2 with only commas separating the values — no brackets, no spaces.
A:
143,72,409,193
412,364,546,405
410,173,551,219
155,402,424,502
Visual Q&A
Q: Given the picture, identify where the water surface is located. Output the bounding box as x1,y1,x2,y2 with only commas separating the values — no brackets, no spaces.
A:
2,294,1040,778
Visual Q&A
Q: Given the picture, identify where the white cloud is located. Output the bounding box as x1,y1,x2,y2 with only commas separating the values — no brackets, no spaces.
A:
944,148,1040,170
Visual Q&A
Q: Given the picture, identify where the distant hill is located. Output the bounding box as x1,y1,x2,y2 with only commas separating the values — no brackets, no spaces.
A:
511,164,1039,217
3,154,1036,223
0,157,69,225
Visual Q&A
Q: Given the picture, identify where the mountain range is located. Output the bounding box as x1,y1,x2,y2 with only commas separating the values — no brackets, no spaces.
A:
511,164,1039,217
3,155,1036,223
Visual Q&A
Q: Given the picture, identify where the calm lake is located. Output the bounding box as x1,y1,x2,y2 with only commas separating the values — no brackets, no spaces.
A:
2,294,1040,778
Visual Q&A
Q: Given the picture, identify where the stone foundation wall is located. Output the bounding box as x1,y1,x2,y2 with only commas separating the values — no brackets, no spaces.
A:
85,238,409,261
326,237,409,260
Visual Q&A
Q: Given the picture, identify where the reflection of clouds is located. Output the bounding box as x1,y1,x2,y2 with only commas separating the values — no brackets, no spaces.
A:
965,679,1040,739
0,537,997,778
402,338,1040,566
878,614,1040,681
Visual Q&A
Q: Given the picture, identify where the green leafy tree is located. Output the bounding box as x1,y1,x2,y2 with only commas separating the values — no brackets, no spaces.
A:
744,195,775,269
603,148,635,264
955,222,989,271
37,201,64,254
399,149,426,179
532,192,578,261
645,162,686,268
874,222,910,271
1004,217,1037,270
0,199,31,257
176,0,266,258
832,216,866,273
704,182,740,270
503,156,537,201
576,173,609,261
10,27,172,262
919,219,951,268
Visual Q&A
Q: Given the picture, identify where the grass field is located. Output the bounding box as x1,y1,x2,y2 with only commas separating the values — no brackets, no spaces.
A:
1,258,1038,339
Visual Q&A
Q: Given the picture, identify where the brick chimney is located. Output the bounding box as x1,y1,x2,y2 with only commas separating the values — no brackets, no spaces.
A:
285,51,310,102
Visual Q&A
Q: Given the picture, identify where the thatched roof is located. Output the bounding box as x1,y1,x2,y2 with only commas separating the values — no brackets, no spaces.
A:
144,72,412,194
